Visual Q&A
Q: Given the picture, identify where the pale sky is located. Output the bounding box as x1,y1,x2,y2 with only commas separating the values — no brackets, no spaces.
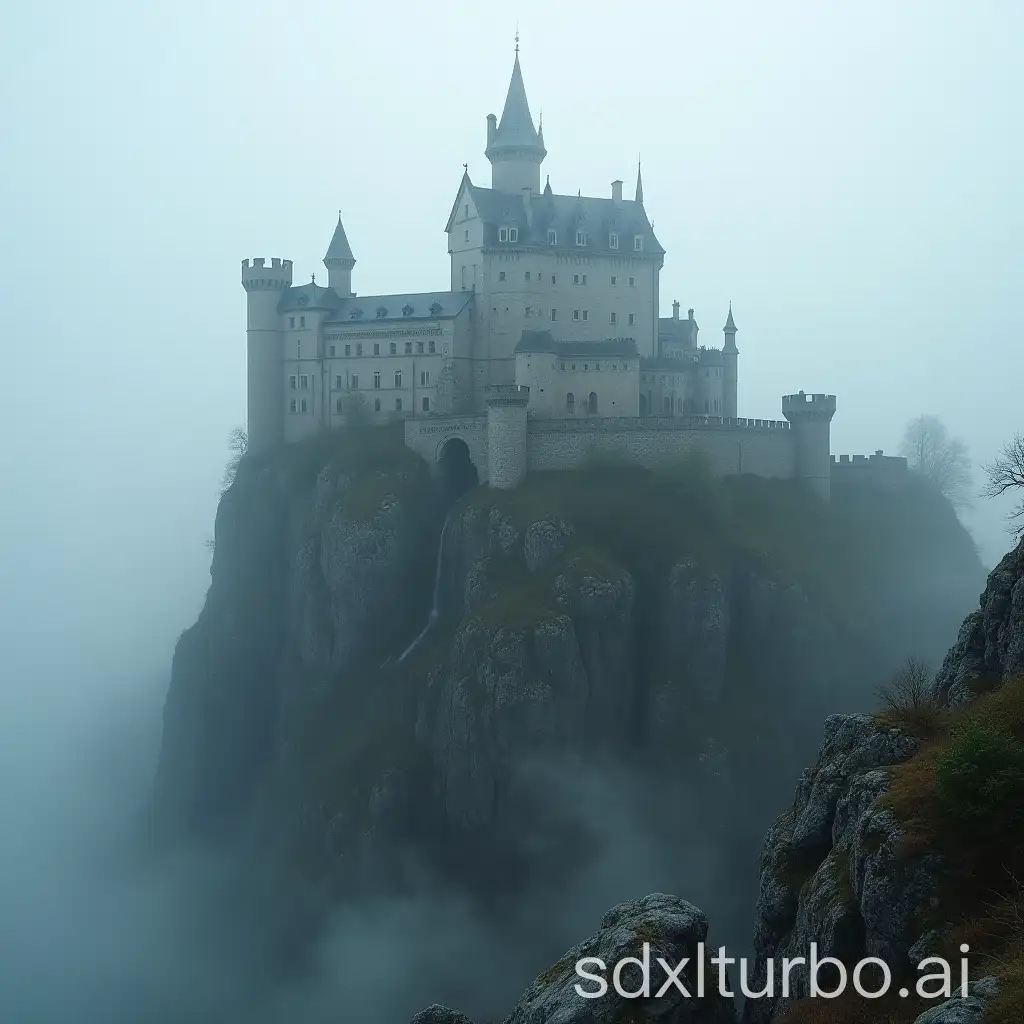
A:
1,0,1022,682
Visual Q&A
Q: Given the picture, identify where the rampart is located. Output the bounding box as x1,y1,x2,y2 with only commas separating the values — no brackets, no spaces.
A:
831,450,909,490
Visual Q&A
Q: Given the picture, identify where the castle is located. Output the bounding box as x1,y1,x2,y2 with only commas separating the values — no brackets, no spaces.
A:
242,45,893,502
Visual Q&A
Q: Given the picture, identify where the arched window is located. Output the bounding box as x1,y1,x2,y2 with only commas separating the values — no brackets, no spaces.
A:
588,391,598,414
566,392,575,413
639,393,648,416
664,396,671,413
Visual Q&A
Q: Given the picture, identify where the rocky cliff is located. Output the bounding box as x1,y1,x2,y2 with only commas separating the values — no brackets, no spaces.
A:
746,538,1024,1024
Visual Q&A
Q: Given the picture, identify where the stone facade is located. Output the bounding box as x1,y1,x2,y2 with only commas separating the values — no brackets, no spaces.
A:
241,46,886,501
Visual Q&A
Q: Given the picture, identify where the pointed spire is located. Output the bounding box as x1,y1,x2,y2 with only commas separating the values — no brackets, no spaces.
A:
324,210,355,265
489,41,544,152
543,174,552,196
724,302,737,332
723,302,738,352
635,158,644,204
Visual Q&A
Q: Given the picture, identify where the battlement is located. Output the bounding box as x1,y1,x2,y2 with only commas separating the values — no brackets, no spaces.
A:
485,384,531,407
241,257,294,291
782,392,837,422
831,450,909,489
528,415,791,433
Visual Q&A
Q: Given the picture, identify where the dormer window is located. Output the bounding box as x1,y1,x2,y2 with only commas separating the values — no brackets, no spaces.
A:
576,230,587,246
609,232,619,249
499,226,518,243
376,305,388,318
547,229,557,244
634,235,643,251
402,304,414,317
429,302,442,315
350,307,364,319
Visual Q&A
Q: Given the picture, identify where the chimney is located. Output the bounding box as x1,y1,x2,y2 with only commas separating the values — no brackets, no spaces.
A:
521,187,532,228
688,308,695,321
672,300,680,320
486,113,497,147
611,179,623,202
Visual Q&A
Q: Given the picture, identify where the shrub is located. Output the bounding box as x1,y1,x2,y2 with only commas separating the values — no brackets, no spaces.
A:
876,657,943,735
935,720,1024,824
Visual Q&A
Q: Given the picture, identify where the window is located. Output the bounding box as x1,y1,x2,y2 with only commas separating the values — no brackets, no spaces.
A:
300,374,309,389
525,306,532,317
582,310,589,321
566,392,575,412
665,397,671,413
289,317,295,328
299,316,305,327
610,312,617,325
351,374,359,388
373,372,381,389
296,340,300,358
345,344,351,356
628,277,636,287
422,396,430,412
394,370,402,388
289,398,296,413
405,342,412,354
329,345,336,357
373,343,380,355
300,398,308,412
525,271,531,280
550,274,556,284
576,230,587,246
499,226,518,242
498,271,506,281
395,397,403,411
428,340,436,353
390,342,397,355
573,309,580,321
611,276,617,285
464,229,469,241
588,392,598,414
334,375,342,389
374,398,381,412
464,204,469,217
547,229,557,244
573,273,580,284
289,375,297,390
420,370,429,385
416,342,424,354
335,397,343,413
609,232,619,249
628,313,636,326
356,343,363,356
551,308,557,320
634,235,643,251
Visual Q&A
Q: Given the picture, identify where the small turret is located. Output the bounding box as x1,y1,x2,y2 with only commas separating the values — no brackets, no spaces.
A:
634,160,644,204
722,303,738,419
485,384,530,488
323,212,356,296
242,258,293,454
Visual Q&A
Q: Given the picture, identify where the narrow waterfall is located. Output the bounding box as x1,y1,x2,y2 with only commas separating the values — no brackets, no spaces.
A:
394,511,455,665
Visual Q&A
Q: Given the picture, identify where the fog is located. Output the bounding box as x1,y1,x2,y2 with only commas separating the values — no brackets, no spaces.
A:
1,0,1021,1019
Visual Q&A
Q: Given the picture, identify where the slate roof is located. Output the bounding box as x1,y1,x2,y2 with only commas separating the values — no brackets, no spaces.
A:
487,53,544,155
324,290,473,324
278,282,342,313
658,316,698,347
514,330,639,358
324,214,355,263
459,181,665,258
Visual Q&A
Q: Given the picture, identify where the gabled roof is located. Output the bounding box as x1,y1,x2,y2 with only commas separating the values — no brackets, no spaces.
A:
458,182,665,257
278,281,343,314
323,290,473,325
659,316,698,348
324,213,355,264
514,331,639,358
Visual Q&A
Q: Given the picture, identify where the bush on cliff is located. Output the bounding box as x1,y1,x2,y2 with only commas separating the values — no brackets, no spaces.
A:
934,720,1024,825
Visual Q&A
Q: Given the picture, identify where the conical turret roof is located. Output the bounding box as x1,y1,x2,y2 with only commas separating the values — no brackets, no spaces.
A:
324,211,355,265
488,52,545,154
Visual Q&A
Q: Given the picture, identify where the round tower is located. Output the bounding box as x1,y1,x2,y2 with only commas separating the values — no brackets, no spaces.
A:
782,392,837,501
485,384,530,488
241,257,292,455
722,304,738,420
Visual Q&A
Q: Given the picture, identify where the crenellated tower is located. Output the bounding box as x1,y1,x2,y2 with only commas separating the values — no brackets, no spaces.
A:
241,257,292,454
782,392,837,501
485,40,546,195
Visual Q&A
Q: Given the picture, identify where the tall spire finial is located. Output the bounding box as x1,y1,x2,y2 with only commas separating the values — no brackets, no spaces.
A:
634,155,644,204
515,24,519,55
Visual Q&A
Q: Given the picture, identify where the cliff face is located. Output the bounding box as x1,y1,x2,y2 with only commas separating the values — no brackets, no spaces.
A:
154,431,984,995
746,537,1024,1024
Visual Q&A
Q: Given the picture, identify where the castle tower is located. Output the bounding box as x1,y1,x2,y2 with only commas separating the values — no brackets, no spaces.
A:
485,384,530,488
782,392,837,501
323,212,356,295
242,257,292,455
723,303,738,419
485,41,546,195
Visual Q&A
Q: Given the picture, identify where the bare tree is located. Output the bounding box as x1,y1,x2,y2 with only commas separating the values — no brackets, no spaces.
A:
220,426,248,492
982,433,1024,536
899,414,972,509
